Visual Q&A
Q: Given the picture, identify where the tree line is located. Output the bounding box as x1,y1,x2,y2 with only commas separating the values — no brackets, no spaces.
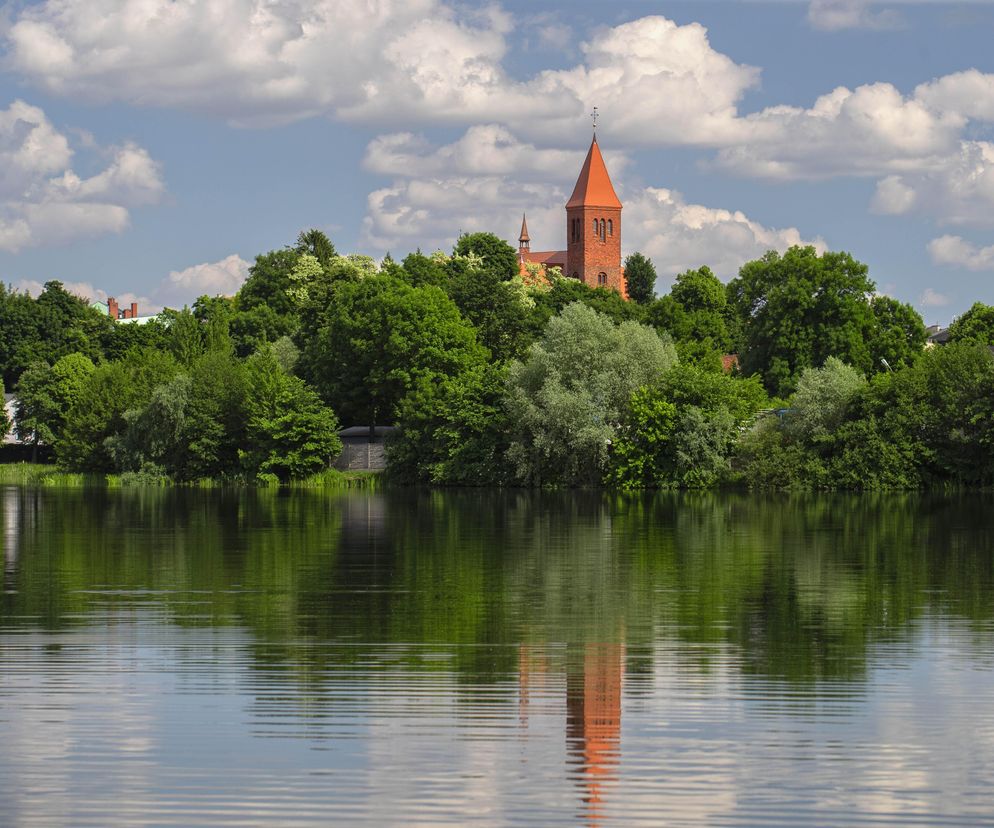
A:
1,229,993,488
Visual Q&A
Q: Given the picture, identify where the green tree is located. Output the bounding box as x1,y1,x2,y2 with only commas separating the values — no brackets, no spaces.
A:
869,295,926,371
446,261,536,362
453,232,519,281
533,278,644,326
236,248,300,330
737,344,994,490
241,347,342,480
271,336,300,373
610,363,767,489
298,274,487,426
0,379,8,439
105,351,248,480
624,252,657,304
648,266,732,365
59,350,180,472
177,351,247,479
831,343,994,488
14,362,59,449
389,362,511,485
672,406,739,488
14,354,96,456
101,317,170,361
786,357,866,444
399,252,449,289
229,303,288,358
506,302,677,486
607,387,678,489
286,253,324,304
729,247,878,396
0,285,41,387
948,301,994,347
295,228,337,265
0,281,110,385
659,362,768,420
107,374,193,475
168,307,205,366
32,282,112,366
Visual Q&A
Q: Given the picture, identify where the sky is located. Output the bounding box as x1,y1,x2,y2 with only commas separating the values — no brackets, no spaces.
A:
0,0,992,323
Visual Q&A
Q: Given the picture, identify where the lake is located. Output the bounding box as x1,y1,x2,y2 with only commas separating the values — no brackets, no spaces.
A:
2,486,994,826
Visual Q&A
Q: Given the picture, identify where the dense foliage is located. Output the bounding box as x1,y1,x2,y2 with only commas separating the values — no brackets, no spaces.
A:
505,303,677,486
623,252,657,304
728,247,924,395
1,229,989,490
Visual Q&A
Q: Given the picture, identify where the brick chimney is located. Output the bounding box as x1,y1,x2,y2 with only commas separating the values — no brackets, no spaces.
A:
130,302,138,319
108,297,119,319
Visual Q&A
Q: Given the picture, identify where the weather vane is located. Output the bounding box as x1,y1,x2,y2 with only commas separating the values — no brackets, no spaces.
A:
591,106,599,133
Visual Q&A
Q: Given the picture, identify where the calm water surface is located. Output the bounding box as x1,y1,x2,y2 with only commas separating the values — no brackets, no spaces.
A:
2,487,994,826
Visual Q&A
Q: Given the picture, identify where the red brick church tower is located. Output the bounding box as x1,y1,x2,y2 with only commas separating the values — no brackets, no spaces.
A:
517,127,625,296
566,135,623,292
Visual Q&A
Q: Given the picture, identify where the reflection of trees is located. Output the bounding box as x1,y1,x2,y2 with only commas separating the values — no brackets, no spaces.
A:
3,489,994,687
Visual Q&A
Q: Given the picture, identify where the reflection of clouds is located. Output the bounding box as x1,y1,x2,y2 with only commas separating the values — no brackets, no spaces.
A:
0,624,159,828
2,622,994,825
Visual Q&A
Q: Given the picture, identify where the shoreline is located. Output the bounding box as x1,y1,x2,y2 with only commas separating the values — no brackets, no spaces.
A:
0,462,381,489
2,461,991,493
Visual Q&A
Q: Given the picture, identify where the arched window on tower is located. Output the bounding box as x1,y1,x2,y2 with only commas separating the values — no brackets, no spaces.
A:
592,218,598,235
608,219,613,236
600,219,606,240
598,272,607,286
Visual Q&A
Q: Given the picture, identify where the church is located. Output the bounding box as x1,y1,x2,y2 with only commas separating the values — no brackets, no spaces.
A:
517,132,625,296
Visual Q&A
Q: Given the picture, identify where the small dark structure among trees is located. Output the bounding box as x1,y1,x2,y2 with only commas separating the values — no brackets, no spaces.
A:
334,426,396,471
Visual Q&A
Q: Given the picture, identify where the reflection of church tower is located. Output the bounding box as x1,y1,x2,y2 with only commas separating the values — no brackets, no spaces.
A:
518,642,624,828
566,643,624,827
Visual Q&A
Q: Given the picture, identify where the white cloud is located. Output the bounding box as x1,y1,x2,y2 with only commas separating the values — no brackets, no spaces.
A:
625,187,824,280
808,1,904,32
363,126,593,180
928,234,994,271
10,1,994,232
4,0,518,128
0,100,163,252
46,143,164,207
515,16,759,146
871,175,918,214
871,141,994,224
915,69,994,122
155,254,251,308
361,176,565,254
919,286,952,307
4,5,760,145
716,82,962,180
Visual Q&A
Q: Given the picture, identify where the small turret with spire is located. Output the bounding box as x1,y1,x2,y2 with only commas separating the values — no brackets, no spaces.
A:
518,213,531,259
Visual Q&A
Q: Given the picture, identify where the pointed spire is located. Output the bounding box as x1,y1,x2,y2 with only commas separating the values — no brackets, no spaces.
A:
566,135,622,210
519,213,530,243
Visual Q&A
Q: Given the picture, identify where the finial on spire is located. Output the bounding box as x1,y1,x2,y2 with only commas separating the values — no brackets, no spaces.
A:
591,106,599,134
